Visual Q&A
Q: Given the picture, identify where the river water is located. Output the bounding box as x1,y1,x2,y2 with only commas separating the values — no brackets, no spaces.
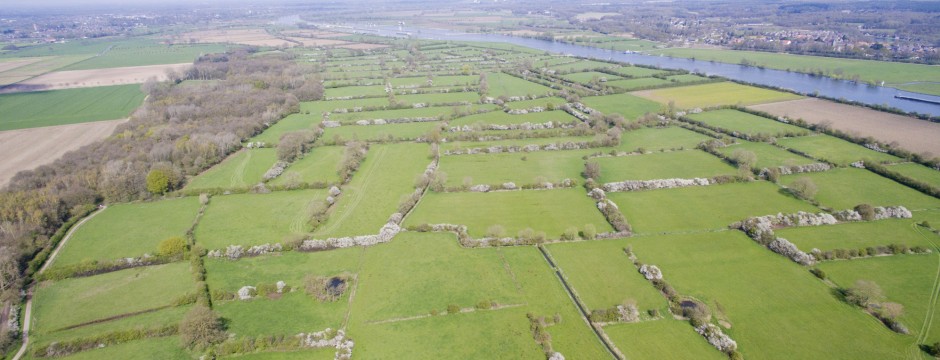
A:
342,24,940,117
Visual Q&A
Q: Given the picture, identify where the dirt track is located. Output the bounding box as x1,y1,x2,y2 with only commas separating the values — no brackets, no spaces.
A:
749,98,940,156
0,119,126,187
0,63,191,93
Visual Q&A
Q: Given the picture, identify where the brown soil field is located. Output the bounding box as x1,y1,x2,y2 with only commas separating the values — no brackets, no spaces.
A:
178,29,292,47
0,57,44,73
286,37,351,47
337,43,389,50
749,98,940,156
0,63,192,93
0,119,126,187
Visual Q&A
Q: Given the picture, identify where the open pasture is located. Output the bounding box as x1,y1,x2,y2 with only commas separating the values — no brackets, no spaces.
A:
248,113,318,145
777,218,931,252
547,239,665,312
31,263,193,333
593,150,736,183
613,66,668,78
215,291,348,337
0,84,144,130
686,109,811,137
781,168,940,210
751,98,940,155
271,146,345,186
449,110,578,127
439,149,592,187
206,248,361,291
405,188,613,238
485,72,554,98
503,97,567,110
604,319,726,360
324,85,388,98
195,189,327,249
632,82,802,109
548,59,618,72
630,231,913,359
315,143,429,238
579,93,662,120
617,126,710,152
30,337,190,360
51,197,201,268
560,71,622,84
185,148,278,191
717,141,816,170
441,136,595,152
320,121,441,143
887,163,940,187
605,77,670,91
609,181,818,234
776,134,901,166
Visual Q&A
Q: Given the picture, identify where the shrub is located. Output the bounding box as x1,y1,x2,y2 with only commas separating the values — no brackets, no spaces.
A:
583,161,600,180
179,305,227,350
447,304,461,314
561,227,579,241
476,300,494,310
788,177,818,200
845,280,884,307
582,224,597,240
146,169,170,195
486,225,507,238
810,268,827,280
855,204,876,221
157,236,187,257
304,274,350,302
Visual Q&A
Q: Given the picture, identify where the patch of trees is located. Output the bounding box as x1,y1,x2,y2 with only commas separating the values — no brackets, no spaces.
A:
0,49,324,307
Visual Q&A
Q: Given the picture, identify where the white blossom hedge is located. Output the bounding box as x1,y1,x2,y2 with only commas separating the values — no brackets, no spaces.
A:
603,178,711,192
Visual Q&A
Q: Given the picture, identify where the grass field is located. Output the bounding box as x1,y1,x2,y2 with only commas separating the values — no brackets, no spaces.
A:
2,38,225,70
604,319,726,360
485,72,554,98
52,197,201,268
320,121,442,142
439,149,592,187
248,113,319,145
609,181,819,234
630,231,914,359
195,189,327,249
329,105,495,123
887,163,940,187
617,126,710,152
548,60,619,72
0,55,94,86
324,85,387,98
270,146,345,186
28,337,190,360
650,47,940,95
605,77,670,91
777,218,932,252
205,247,362,291
502,97,567,110
315,143,429,238
776,135,901,166
0,84,144,130
781,168,940,210
594,150,736,183
449,110,578,127
632,82,802,109
405,188,613,238
820,252,940,344
717,141,816,170
185,148,278,191
31,262,193,333
215,290,348,337
560,71,622,84
442,136,595,152
612,66,667,78
579,93,662,120
547,239,665,312
686,109,811,137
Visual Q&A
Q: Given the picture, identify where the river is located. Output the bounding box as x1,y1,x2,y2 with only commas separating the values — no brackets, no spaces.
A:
334,23,940,117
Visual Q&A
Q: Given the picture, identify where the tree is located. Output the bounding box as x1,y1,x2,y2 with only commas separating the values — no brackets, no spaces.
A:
157,236,187,257
582,224,597,240
179,305,227,350
478,73,489,96
845,280,884,307
146,168,170,195
879,302,904,320
788,177,817,200
731,149,757,168
584,161,601,180
855,204,875,221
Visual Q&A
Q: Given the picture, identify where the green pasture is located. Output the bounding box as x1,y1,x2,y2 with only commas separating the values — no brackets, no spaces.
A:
449,110,578,127
633,82,802,109
442,136,595,152
579,93,662,120
320,121,442,142
185,148,278,191
248,113,319,145
686,109,811,137
778,218,931,252
196,189,327,249
594,150,736,183
776,135,901,166
271,146,345,186
605,319,726,360
617,126,710,152
438,149,592,187
605,77,670,91
781,168,940,210
887,163,940,187
485,72,554,98
560,71,622,84
0,84,144,130
717,141,816,170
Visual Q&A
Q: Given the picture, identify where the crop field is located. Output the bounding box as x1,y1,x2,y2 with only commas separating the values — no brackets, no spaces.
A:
449,110,578,127
717,141,816,170
685,109,811,137
439,149,592,187
0,84,144,130
320,121,442,142
579,93,662,120
270,146,345,186
605,319,726,360
196,189,327,249
406,189,613,238
51,197,201,268
751,98,940,155
609,181,819,234
632,82,802,109
777,218,932,252
32,262,193,333
617,126,710,152
820,254,940,344
547,239,665,311
782,168,940,211
776,134,901,166
1,63,191,93
630,232,913,359
0,55,94,86
315,143,429,237
593,150,737,183
184,148,278,191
